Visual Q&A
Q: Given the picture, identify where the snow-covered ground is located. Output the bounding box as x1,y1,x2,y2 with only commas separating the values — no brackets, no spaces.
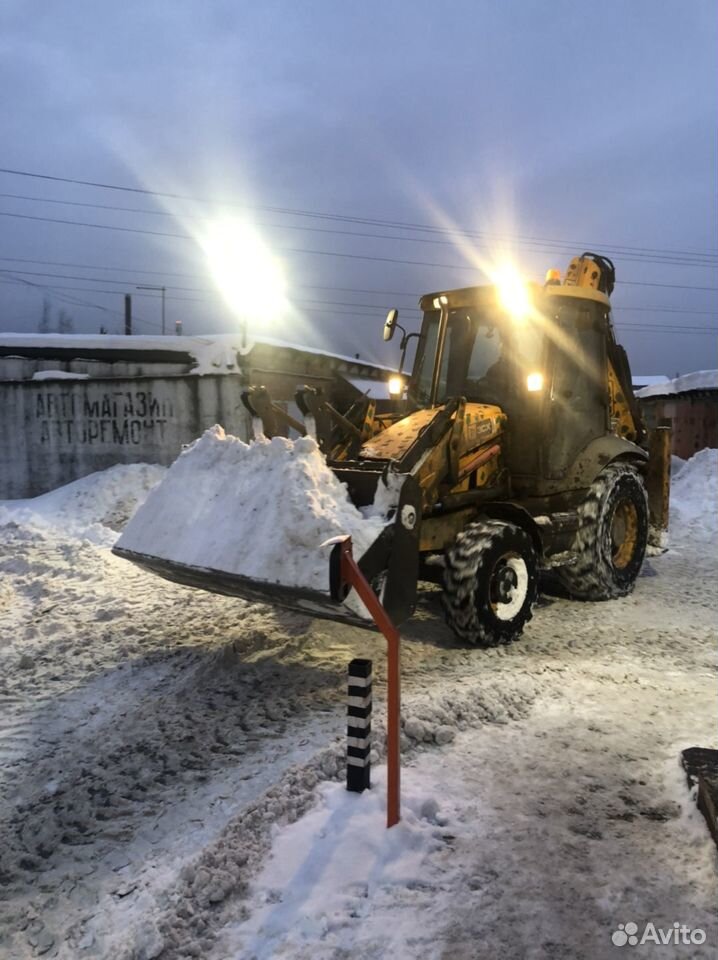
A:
0,451,716,959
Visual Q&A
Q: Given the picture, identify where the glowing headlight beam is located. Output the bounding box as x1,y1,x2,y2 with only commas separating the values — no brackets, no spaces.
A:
492,263,531,321
388,376,404,397
200,217,288,329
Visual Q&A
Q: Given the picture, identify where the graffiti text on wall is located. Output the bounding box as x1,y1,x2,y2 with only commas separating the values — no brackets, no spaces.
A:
35,391,175,445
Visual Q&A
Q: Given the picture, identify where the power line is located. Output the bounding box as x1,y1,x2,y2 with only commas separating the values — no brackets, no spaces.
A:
1,275,714,335
0,192,176,219
614,327,716,336
620,280,718,292
0,255,212,282
1,189,715,268
0,268,717,317
0,275,156,332
0,210,187,241
0,255,715,294
614,306,718,316
0,276,388,323
1,269,716,318
0,166,715,263
0,274,120,317
2,209,717,279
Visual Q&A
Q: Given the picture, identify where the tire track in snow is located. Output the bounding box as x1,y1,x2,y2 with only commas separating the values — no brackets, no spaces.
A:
0,556,347,960
0,697,45,778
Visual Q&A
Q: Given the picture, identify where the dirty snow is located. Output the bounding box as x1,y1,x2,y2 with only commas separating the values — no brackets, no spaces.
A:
221,747,715,960
0,449,716,959
116,426,392,612
668,447,718,544
0,463,166,544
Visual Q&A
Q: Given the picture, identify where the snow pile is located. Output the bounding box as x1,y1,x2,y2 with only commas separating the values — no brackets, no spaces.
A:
670,454,686,478
220,773,447,960
636,369,718,398
116,426,391,609
0,463,166,543
669,447,718,544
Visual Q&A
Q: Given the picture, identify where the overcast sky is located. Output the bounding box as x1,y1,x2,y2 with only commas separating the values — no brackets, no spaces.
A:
0,0,715,374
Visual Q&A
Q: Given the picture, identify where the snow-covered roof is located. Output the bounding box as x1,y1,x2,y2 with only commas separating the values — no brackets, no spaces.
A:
635,370,718,399
0,332,393,377
632,375,669,388
32,370,90,381
0,333,240,374
250,335,396,373
1,332,214,352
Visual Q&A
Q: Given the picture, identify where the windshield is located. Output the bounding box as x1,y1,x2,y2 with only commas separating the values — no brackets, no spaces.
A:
413,308,505,404
413,310,440,403
412,305,544,405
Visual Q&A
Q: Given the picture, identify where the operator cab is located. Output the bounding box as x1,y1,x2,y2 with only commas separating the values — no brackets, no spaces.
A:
389,252,620,420
410,288,545,409
388,258,632,484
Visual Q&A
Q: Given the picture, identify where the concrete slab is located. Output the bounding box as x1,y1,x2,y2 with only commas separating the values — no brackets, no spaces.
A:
681,747,718,847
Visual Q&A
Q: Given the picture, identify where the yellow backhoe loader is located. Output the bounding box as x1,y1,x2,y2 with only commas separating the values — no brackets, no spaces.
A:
114,252,670,646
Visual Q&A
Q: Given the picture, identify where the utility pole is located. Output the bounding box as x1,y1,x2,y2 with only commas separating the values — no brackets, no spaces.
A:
137,284,166,335
124,294,132,335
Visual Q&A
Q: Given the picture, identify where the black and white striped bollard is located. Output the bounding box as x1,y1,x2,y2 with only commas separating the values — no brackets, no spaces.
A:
347,658,372,792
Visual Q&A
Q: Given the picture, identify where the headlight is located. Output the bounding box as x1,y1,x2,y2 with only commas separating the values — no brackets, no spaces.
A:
388,376,404,396
493,264,531,321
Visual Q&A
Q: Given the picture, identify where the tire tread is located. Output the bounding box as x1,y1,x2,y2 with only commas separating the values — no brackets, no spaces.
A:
558,462,648,601
443,519,538,646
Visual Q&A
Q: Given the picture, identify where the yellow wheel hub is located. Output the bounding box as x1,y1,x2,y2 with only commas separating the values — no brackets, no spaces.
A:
611,500,639,570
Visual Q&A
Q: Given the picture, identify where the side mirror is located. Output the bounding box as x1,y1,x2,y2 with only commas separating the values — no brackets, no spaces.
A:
383,308,399,342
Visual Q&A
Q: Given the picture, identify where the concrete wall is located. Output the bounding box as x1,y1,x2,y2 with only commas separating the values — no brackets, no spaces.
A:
0,356,189,380
0,374,252,499
0,338,394,499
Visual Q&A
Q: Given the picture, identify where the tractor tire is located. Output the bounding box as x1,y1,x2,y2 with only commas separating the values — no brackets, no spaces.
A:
443,519,539,647
558,462,648,601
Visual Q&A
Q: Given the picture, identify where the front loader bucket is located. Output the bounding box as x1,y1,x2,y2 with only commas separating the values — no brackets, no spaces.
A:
112,544,376,628
112,428,421,630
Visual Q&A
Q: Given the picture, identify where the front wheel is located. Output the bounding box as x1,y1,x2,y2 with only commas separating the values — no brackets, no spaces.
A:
443,519,539,646
558,462,648,600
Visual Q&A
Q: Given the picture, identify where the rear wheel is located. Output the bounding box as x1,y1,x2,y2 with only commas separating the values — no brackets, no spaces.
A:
559,462,648,600
443,519,539,646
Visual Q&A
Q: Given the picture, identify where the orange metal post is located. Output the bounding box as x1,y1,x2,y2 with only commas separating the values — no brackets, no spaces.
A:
335,538,401,828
